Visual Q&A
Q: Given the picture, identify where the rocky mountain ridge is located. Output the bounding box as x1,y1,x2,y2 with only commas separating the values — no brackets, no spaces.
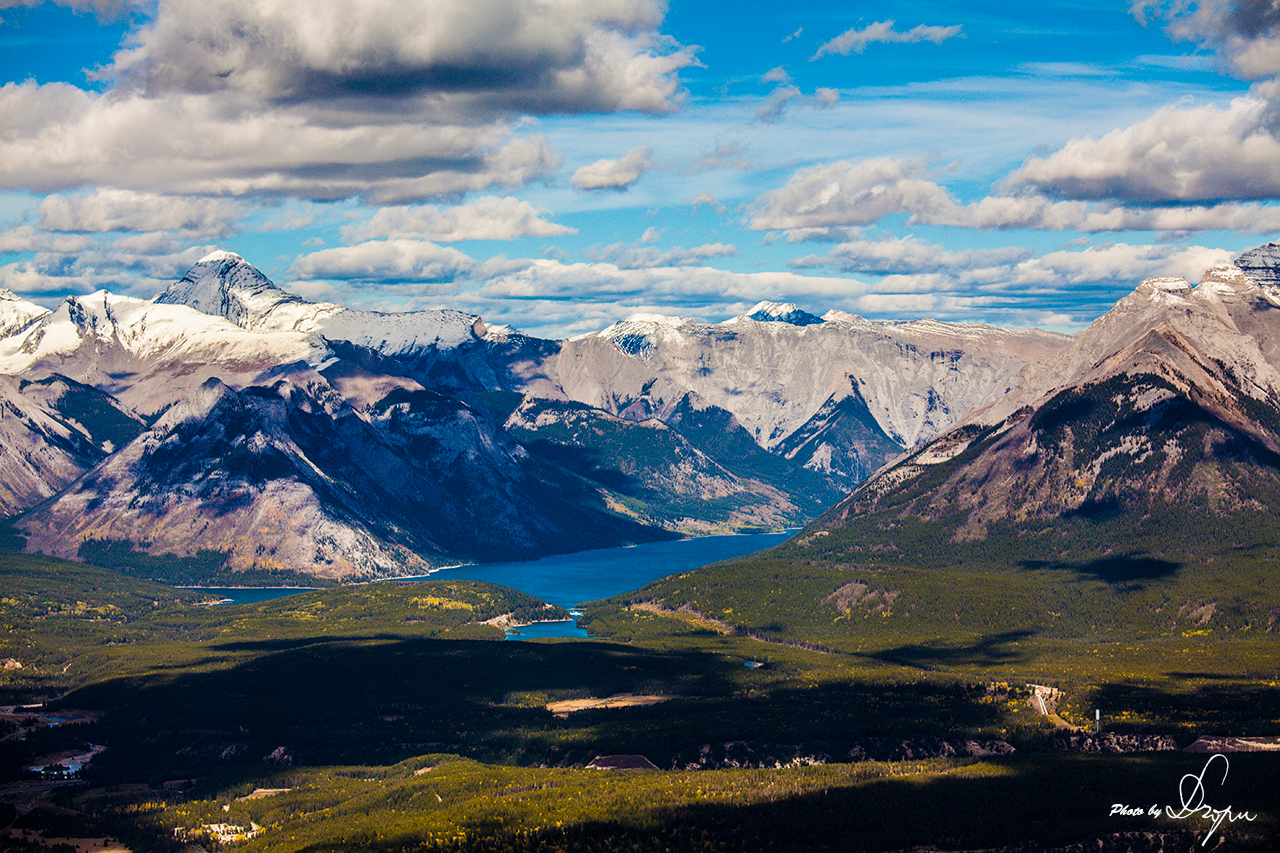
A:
813,241,1280,560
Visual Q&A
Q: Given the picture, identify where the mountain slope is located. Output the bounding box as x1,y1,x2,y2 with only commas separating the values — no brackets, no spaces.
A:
0,375,142,516
808,243,1280,565
17,374,670,579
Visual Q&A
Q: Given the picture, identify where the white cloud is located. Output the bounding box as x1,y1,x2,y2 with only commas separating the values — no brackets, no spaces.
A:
289,239,476,283
1132,0,1280,80
104,0,695,116
342,196,575,243
791,235,1032,274
0,81,562,202
0,241,216,296
683,141,753,174
479,258,867,304
794,235,1234,296
1007,2,1280,205
811,21,963,60
686,191,726,214
750,158,954,230
0,0,694,205
752,156,1280,233
571,146,655,190
0,226,91,254
37,190,244,236
756,85,801,122
1008,88,1280,202
466,258,1024,336
586,241,736,269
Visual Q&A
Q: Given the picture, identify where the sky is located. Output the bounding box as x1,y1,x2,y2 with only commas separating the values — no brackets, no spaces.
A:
0,0,1278,339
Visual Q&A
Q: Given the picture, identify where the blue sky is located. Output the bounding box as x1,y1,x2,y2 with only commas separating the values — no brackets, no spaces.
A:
1,0,1278,338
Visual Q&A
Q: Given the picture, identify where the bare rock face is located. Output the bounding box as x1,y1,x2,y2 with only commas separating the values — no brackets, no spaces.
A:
546,302,1070,489
17,243,1278,581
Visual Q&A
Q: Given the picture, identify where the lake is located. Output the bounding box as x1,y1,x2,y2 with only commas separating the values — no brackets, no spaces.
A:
204,531,792,639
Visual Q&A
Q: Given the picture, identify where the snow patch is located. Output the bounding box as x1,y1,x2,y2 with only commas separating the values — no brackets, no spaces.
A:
198,249,245,264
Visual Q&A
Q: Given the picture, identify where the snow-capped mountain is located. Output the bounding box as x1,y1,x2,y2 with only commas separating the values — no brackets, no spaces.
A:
158,250,487,356
18,244,1274,582
815,241,1280,559
0,288,329,415
0,289,49,339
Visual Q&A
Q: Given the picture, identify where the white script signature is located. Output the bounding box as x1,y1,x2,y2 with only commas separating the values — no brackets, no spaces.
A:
1110,753,1258,845
1166,753,1257,844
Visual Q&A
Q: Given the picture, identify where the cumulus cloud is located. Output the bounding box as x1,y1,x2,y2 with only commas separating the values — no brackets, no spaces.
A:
1008,91,1280,202
586,241,736,269
0,81,562,202
103,0,695,116
342,196,575,243
479,258,866,304
1007,2,1280,205
793,235,1234,297
0,241,217,296
756,85,801,122
37,190,244,236
750,158,955,231
791,236,1033,275
0,0,693,203
1132,0,1280,79
752,156,1280,233
289,239,476,283
686,191,727,214
811,21,963,60
571,146,655,190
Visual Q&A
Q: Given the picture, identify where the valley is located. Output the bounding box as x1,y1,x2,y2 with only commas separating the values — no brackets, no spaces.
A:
3,244,1280,851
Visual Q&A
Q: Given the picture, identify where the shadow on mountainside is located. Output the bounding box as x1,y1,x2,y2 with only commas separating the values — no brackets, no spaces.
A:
1021,554,1181,584
865,630,1037,671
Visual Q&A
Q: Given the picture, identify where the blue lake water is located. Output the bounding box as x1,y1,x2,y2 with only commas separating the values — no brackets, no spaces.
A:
202,531,792,640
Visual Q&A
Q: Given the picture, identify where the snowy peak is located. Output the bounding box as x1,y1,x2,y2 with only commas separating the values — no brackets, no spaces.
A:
155,249,305,329
158,252,486,356
0,289,50,338
1235,241,1280,287
742,301,824,326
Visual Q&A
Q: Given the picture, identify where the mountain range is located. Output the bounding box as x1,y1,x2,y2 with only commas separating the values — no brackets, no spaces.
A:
6,243,1277,581
807,241,1280,569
